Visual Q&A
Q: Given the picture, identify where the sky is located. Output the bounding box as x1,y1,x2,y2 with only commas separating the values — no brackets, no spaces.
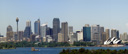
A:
0,0,128,36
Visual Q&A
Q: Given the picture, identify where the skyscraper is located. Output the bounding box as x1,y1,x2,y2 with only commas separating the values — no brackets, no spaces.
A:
46,27,53,37
101,32,106,44
53,18,60,42
105,29,110,40
111,29,117,38
120,32,128,41
69,26,73,34
24,20,32,38
116,30,119,39
58,33,64,42
68,26,73,42
69,33,77,44
83,24,91,41
6,25,13,42
26,20,31,27
7,25,13,32
77,31,83,41
61,22,68,42
123,32,128,41
40,24,47,38
18,31,24,41
100,27,104,41
34,19,40,35
30,34,36,42
120,34,124,41
91,25,100,44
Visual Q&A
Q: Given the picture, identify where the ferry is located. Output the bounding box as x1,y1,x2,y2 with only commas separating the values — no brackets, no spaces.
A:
31,47,40,51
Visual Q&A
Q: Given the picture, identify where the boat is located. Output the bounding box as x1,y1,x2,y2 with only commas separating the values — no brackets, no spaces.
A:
31,47,40,51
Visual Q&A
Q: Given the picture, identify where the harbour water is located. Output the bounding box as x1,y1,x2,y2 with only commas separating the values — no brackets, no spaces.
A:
0,46,128,54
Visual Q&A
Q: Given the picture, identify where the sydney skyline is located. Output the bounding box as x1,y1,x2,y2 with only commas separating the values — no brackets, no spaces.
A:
1,0,128,36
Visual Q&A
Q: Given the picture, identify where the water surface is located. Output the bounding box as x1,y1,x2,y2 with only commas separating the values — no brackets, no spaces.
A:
0,46,128,54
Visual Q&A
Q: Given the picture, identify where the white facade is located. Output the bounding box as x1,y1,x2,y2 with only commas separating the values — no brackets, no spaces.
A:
40,24,47,38
43,36,46,42
46,35,53,42
104,37,121,45
26,20,31,27
77,31,83,41
69,33,77,44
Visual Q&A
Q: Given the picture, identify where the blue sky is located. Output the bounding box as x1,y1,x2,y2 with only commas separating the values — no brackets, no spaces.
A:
0,0,128,36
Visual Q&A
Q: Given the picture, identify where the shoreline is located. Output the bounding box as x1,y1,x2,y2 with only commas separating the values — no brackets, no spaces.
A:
1,45,126,49
0,48,16,49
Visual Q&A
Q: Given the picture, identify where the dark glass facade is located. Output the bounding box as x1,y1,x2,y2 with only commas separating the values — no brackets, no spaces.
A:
53,18,60,42
46,27,53,37
83,27,91,41
117,30,119,39
34,19,40,35
24,26,32,38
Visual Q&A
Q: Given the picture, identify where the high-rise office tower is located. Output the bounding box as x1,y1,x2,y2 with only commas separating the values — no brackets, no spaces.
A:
69,26,73,34
40,24,47,38
105,29,110,40
18,31,24,41
53,18,60,42
69,33,77,44
124,32,128,41
7,25,13,32
116,30,119,39
58,33,64,42
30,34,36,42
83,24,91,41
68,26,73,42
100,27,104,33
91,25,100,44
101,32,106,44
6,25,13,42
24,20,32,38
120,34,124,41
46,27,53,37
77,31,83,41
123,32,127,41
26,21,31,27
111,29,118,38
100,27,104,41
13,32,17,41
61,22,68,42
34,19,40,35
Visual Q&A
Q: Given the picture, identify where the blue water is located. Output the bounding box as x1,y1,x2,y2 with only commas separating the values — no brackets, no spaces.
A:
0,46,128,54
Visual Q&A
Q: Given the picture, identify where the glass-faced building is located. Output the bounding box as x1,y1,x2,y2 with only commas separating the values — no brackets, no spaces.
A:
24,21,32,38
83,24,91,41
53,18,60,42
34,19,40,35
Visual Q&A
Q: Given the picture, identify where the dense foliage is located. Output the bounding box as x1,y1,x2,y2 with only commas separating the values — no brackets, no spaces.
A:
73,41,95,46
0,41,95,49
0,41,70,48
14,41,95,47
60,48,128,54
0,42,16,49
15,41,70,47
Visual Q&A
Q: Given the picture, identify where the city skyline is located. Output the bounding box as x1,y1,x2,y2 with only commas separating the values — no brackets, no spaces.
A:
1,0,128,36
